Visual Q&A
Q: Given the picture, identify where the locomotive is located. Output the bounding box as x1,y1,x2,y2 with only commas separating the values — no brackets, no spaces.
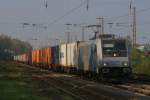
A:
14,34,132,80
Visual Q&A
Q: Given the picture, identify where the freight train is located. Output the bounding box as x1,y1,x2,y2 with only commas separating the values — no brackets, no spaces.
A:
14,34,132,80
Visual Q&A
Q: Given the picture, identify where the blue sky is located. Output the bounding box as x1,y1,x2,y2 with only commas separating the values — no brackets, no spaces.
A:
0,0,149,48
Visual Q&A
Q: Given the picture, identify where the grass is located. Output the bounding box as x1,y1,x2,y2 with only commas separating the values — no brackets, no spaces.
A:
131,49,150,76
0,61,76,100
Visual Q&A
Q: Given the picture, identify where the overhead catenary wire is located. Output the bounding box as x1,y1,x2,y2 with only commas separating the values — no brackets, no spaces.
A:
0,0,87,27
106,7,150,23
47,2,150,28
48,0,87,26
0,1,150,28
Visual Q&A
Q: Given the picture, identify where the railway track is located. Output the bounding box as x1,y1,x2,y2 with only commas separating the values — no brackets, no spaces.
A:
22,63,150,100
31,71,111,100
66,73,150,97
114,80,150,96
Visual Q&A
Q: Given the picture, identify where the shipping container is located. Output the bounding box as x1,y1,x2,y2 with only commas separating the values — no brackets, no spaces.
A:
39,49,43,66
37,49,41,66
78,41,98,72
51,45,59,65
32,49,40,66
31,50,35,65
14,52,31,64
21,53,28,63
66,42,78,68
21,54,24,62
18,55,22,62
13,56,17,61
60,44,67,67
15,55,19,61
41,47,52,68
17,55,20,61
27,52,32,65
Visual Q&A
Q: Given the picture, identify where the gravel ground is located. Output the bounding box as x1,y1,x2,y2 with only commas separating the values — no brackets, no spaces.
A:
24,63,150,100
1,61,150,100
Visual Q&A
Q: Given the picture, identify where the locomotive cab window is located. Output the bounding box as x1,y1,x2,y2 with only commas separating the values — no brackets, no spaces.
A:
102,40,127,57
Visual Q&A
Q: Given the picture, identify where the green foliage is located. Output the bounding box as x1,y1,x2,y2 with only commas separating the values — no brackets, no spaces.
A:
0,34,32,60
131,48,150,76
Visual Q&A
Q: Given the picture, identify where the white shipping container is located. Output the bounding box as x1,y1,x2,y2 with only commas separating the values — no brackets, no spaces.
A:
95,39,103,68
66,42,78,67
78,41,98,72
13,56,17,61
18,55,21,62
16,56,19,61
22,55,25,62
20,55,24,62
78,41,92,71
60,44,67,66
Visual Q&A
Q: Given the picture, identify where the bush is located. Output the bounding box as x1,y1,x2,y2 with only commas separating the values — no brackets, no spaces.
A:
131,49,150,76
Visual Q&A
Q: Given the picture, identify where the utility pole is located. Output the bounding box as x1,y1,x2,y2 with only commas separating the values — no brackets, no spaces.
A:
107,22,114,34
73,24,86,41
130,0,136,47
96,17,104,35
81,26,85,41
87,25,101,39
65,23,72,43
132,6,136,47
102,17,104,34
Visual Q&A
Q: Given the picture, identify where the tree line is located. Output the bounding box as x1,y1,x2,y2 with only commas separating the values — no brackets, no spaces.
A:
0,34,32,60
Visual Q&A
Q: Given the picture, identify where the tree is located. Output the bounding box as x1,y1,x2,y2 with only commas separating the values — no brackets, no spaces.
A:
0,34,32,60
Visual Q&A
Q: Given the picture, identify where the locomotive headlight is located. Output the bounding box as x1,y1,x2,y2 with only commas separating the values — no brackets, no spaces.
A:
122,61,128,66
113,53,117,57
103,63,107,66
103,62,108,66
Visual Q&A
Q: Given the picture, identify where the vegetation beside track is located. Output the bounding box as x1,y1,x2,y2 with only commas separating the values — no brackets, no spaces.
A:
131,49,150,76
0,34,32,60
0,61,76,100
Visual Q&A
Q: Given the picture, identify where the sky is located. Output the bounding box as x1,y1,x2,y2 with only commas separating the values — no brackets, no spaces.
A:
0,0,149,48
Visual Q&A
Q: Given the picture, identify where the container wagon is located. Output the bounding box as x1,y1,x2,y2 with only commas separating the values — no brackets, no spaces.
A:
66,42,79,73
41,47,52,69
77,41,97,76
32,50,40,66
14,34,132,80
51,45,60,71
